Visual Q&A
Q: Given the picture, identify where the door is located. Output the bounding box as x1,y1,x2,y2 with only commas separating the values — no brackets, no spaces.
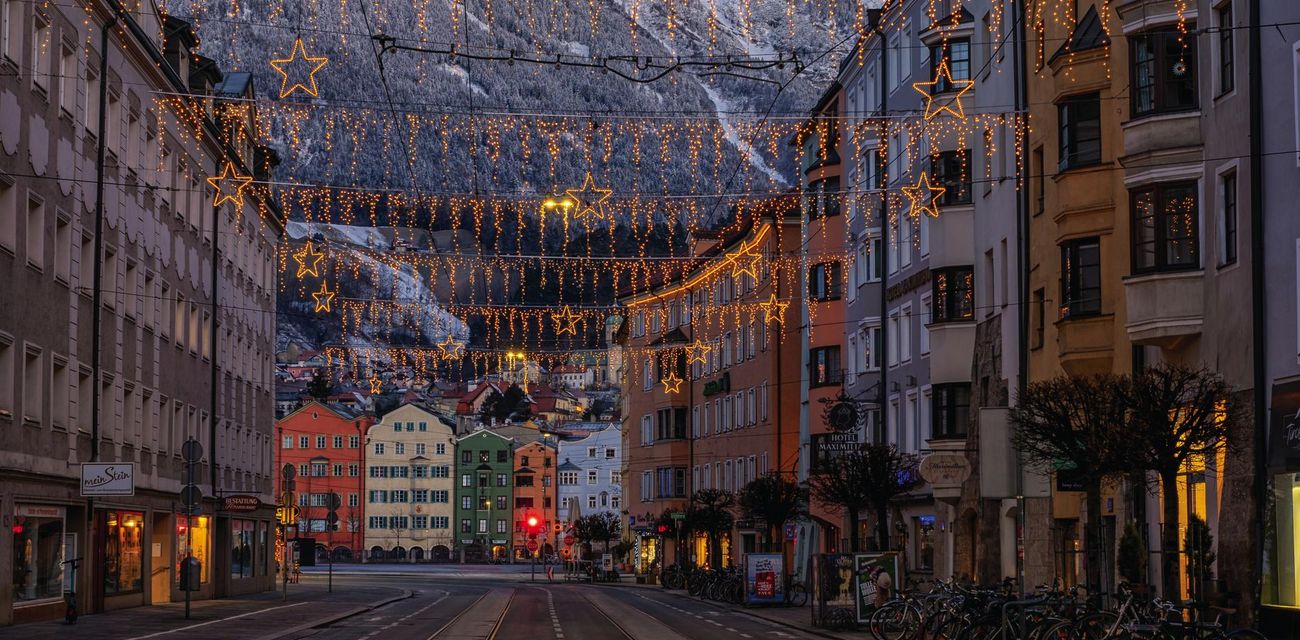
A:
150,514,172,604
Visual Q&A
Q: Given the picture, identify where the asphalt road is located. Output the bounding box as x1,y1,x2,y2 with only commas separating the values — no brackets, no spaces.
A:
284,574,827,640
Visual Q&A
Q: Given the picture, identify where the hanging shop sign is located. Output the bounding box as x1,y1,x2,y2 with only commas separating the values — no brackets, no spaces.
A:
80,463,135,496
918,453,972,487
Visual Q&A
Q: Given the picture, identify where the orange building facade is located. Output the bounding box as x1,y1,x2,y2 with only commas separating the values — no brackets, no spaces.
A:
511,440,557,560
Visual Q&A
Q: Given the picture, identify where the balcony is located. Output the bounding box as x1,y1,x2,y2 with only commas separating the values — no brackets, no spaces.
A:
1124,269,1204,348
927,204,974,268
927,321,975,384
1055,314,1115,375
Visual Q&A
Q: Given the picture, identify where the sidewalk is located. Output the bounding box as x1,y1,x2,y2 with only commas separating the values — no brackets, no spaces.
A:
603,579,861,640
0,579,410,640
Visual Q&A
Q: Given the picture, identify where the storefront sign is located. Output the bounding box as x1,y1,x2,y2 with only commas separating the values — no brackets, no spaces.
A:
80,463,135,496
854,552,902,623
16,504,65,518
816,432,860,453
918,453,972,487
221,494,262,513
744,553,784,604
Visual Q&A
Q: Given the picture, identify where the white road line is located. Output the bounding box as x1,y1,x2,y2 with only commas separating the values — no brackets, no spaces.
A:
740,634,753,638
124,602,308,640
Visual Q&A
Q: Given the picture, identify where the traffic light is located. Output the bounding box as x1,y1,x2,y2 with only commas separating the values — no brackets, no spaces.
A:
527,515,539,538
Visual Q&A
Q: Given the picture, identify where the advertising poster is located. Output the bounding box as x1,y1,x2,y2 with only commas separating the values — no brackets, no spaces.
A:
744,553,784,604
854,552,902,623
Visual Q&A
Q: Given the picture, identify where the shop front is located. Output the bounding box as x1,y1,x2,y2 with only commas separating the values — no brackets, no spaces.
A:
11,504,72,622
1263,380,1300,630
100,509,147,610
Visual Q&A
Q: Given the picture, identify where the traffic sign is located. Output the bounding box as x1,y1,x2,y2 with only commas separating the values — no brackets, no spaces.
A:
180,485,202,509
326,512,339,527
182,439,203,463
563,535,575,547
327,492,342,510
526,539,538,553
282,463,296,479
670,511,686,521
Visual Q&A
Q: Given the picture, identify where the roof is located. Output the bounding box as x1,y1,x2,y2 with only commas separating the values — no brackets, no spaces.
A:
557,459,582,472
213,71,253,98
278,399,367,423
1051,5,1109,62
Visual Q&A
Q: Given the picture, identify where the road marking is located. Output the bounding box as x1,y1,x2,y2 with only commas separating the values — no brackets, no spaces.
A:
125,602,308,640
740,634,753,638
358,591,450,640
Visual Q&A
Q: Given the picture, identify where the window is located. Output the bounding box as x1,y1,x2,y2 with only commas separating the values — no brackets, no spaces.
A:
928,38,970,91
435,443,445,455
932,383,971,440
1131,28,1198,117
315,435,326,448
1031,288,1046,349
1131,183,1199,273
1217,4,1234,95
348,464,358,477
1060,238,1102,318
373,443,385,455
932,267,975,322
809,346,841,388
1,0,23,64
640,471,652,501
496,450,508,463
349,435,360,448
1219,171,1238,265
919,294,932,354
25,195,43,269
809,262,842,300
32,15,50,93
588,495,598,510
806,177,841,220
1032,146,1045,215
58,43,74,114
0,177,15,252
656,407,687,440
560,470,578,485
640,415,653,446
282,436,293,449
394,442,405,455
332,435,343,448
1058,93,1101,170
931,150,971,205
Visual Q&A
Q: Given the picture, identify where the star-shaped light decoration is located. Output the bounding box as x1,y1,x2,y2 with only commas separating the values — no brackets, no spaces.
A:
311,281,335,313
552,305,583,336
901,172,947,219
436,335,464,359
293,241,326,278
368,374,383,396
758,293,789,325
684,340,712,365
912,59,974,120
207,161,253,208
729,247,763,280
661,371,684,394
269,36,329,99
563,173,613,221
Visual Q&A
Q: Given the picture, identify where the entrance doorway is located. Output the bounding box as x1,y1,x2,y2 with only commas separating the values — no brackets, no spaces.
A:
150,515,172,604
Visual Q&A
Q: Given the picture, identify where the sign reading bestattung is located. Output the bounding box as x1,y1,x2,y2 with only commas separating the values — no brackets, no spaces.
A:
80,463,135,496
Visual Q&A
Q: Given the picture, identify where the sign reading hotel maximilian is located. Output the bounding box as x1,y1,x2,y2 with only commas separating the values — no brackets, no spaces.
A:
80,463,135,496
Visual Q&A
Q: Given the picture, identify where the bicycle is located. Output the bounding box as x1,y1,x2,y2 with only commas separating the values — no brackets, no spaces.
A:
62,557,83,624
784,575,809,607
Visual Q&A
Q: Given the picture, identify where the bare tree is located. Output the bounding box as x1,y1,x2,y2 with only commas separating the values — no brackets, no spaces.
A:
689,489,736,568
739,473,808,552
1011,374,1131,592
1125,364,1236,598
809,444,921,553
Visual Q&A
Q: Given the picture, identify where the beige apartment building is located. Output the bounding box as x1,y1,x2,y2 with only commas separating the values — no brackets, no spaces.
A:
362,404,457,562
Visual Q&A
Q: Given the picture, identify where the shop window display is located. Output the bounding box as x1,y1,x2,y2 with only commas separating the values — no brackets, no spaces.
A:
104,511,144,595
176,515,211,586
231,519,255,578
11,505,66,602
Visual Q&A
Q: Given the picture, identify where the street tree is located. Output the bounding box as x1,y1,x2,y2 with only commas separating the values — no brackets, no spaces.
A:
1125,363,1236,599
689,489,736,568
738,473,807,551
809,443,921,553
1011,373,1131,592
307,370,333,400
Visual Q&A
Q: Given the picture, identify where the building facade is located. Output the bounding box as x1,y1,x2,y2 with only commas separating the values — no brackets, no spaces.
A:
276,401,370,560
453,428,515,562
0,1,281,623
361,404,455,562
510,439,556,560
556,425,623,530
619,203,804,573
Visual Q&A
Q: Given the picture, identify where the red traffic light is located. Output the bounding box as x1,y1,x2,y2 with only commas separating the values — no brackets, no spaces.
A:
527,516,539,529
657,524,668,534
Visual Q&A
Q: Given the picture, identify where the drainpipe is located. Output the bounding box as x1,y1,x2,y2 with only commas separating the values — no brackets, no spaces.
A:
1247,0,1266,623
1012,0,1030,595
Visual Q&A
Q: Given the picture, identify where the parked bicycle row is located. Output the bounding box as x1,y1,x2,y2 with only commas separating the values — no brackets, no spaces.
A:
660,564,809,608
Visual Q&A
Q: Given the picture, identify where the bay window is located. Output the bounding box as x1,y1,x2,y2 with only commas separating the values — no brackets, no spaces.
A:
1131,183,1199,273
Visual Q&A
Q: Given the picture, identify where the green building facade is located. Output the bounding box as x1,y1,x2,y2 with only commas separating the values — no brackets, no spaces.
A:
453,429,516,562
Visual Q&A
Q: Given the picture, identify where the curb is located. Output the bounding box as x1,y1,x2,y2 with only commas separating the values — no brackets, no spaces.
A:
254,589,413,640
591,582,846,640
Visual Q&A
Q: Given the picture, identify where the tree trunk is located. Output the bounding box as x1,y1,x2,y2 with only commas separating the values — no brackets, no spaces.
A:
1160,470,1182,599
875,504,890,554
1084,479,1105,593
847,507,861,552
